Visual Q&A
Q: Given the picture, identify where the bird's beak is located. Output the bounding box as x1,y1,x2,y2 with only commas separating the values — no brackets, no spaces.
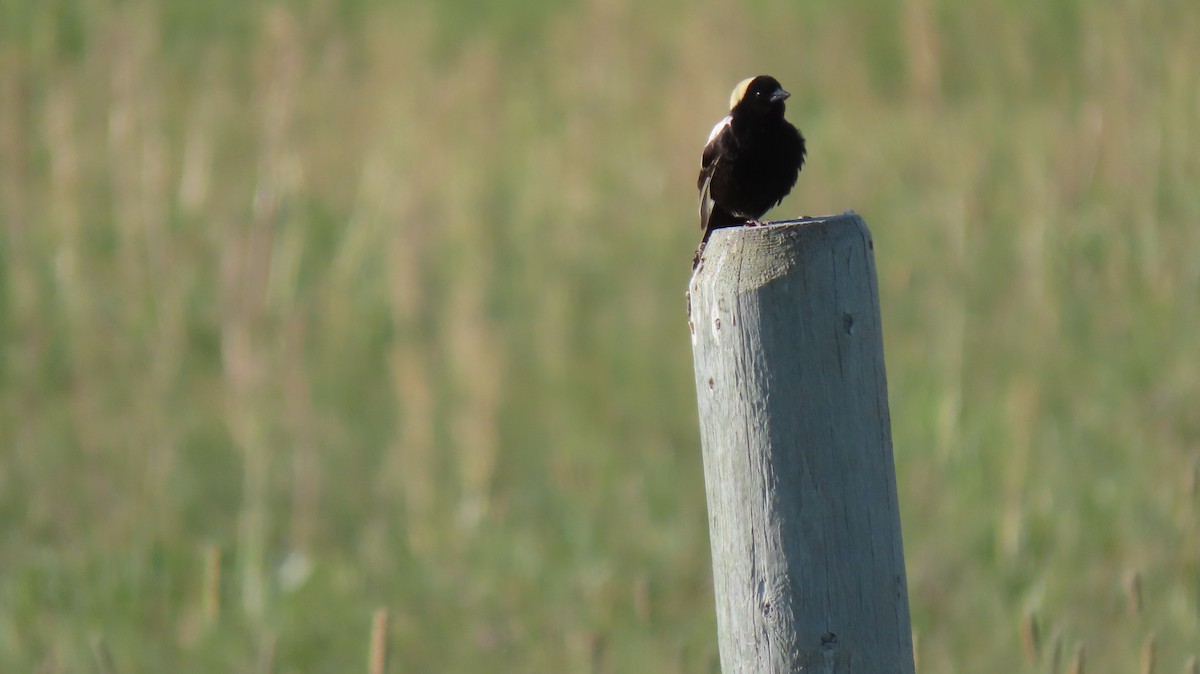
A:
770,88,791,102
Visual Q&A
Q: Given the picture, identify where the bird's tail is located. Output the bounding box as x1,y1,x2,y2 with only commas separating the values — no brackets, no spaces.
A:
694,205,744,269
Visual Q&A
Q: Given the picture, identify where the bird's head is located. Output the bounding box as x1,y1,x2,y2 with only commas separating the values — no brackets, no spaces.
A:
730,75,790,116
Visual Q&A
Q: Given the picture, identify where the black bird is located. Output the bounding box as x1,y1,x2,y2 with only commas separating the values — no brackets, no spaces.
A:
696,75,806,266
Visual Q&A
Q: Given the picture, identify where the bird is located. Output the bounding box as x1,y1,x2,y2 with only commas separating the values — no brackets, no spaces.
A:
695,75,806,267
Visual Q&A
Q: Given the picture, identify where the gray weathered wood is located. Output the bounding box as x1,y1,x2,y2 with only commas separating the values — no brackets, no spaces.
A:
687,213,915,674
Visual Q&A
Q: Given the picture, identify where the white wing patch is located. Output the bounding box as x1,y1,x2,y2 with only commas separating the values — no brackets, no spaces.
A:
706,115,731,144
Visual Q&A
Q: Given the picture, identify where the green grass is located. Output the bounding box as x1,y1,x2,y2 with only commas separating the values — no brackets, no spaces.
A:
1,0,1198,671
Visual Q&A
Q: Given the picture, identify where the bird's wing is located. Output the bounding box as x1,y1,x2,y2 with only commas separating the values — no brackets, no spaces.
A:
698,116,731,231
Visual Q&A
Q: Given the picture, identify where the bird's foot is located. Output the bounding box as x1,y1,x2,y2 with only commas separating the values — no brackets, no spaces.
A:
744,219,765,228
692,243,706,270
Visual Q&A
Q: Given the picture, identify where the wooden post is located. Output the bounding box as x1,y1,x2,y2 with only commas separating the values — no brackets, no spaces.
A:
687,213,915,674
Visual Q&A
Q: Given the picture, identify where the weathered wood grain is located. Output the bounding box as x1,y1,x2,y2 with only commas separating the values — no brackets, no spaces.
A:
688,213,915,674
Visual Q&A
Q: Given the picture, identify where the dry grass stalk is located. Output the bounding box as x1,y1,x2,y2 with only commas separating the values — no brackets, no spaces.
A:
369,608,389,674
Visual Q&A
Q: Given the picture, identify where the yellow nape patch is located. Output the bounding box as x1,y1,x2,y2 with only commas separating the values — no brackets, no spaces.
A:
730,77,755,110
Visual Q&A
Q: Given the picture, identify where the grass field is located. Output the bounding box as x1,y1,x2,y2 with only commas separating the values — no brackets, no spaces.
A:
1,0,1198,671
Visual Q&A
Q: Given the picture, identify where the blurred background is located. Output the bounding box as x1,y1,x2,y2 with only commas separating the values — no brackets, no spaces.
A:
1,0,1198,671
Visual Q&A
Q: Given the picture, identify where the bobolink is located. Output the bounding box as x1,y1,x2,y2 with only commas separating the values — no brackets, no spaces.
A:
696,75,806,266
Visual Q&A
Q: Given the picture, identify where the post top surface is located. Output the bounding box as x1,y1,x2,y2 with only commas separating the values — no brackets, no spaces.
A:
690,212,871,290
